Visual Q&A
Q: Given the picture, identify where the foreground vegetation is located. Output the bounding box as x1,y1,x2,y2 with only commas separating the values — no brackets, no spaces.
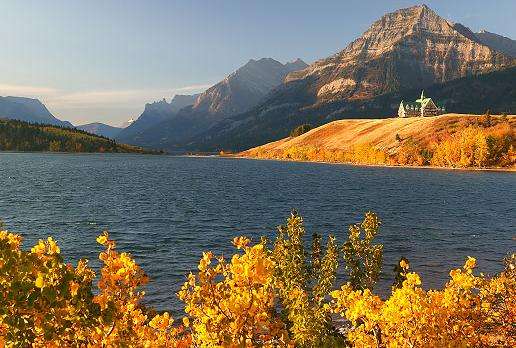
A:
1,213,514,347
0,119,151,153
243,115,516,169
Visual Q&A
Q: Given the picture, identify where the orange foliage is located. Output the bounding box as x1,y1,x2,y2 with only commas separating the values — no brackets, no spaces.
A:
1,217,515,346
245,118,514,168
0,230,190,347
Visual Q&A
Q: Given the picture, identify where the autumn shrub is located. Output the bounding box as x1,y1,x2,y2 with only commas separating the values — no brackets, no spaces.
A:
331,255,516,347
178,236,288,347
431,124,514,168
343,144,389,165
0,230,190,347
395,139,427,166
271,212,340,346
1,214,515,347
342,212,383,291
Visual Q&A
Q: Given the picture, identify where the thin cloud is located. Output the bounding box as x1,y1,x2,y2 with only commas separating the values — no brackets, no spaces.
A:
0,82,213,125
174,84,212,93
0,84,58,97
0,83,212,108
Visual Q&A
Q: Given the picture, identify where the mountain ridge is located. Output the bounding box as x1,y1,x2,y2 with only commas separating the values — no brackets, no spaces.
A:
116,94,200,143
117,58,308,149
76,122,122,139
0,96,73,127
475,30,516,57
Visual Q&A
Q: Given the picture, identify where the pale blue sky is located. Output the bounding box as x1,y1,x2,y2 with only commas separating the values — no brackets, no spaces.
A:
1,0,514,126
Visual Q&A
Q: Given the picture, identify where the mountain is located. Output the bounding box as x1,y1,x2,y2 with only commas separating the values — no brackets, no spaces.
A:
0,118,150,153
190,4,515,152
0,96,72,127
191,58,308,116
118,58,307,150
76,122,122,138
169,94,201,112
475,30,516,58
285,4,513,101
116,94,199,144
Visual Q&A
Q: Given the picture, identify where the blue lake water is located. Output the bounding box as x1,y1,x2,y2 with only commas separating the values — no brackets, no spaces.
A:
0,153,514,314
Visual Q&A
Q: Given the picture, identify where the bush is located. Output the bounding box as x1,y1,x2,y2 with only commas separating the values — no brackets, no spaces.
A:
1,214,514,346
431,124,514,168
290,124,312,137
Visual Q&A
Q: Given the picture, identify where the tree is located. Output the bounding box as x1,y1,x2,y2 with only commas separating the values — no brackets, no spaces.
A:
290,124,312,137
272,211,340,346
342,212,383,290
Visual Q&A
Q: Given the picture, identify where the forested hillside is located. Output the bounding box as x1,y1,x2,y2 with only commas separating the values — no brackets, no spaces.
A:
0,119,151,153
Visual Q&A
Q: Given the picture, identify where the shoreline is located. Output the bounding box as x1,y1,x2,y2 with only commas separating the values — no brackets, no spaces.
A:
2,151,514,172
230,154,516,173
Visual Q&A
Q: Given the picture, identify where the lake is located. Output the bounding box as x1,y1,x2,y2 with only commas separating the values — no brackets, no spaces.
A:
0,153,514,314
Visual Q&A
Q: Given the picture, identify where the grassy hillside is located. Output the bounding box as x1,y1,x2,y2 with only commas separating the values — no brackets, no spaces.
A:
241,114,516,169
0,119,153,153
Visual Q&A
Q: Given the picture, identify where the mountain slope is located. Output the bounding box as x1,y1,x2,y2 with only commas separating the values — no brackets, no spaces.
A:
76,122,122,138
475,30,516,58
192,5,515,152
0,96,72,127
116,94,199,143
121,58,307,150
0,119,149,153
191,58,307,115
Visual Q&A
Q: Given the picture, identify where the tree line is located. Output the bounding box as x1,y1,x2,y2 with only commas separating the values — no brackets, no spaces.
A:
0,119,151,153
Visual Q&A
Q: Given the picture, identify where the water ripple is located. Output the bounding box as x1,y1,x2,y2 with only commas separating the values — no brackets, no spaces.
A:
0,153,515,314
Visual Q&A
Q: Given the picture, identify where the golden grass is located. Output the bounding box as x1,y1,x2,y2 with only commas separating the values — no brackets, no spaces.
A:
240,114,516,169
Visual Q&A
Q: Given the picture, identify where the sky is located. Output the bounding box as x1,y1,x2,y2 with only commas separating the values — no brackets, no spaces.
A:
1,0,514,126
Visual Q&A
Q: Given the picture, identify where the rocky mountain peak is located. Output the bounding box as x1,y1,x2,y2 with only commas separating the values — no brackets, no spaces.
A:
192,57,308,115
286,4,515,100
143,98,169,112
284,58,308,72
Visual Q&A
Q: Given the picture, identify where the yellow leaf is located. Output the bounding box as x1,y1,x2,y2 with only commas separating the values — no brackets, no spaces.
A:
96,234,108,245
35,273,45,288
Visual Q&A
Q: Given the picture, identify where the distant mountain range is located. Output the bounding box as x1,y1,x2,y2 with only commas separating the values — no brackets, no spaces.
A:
76,122,123,138
0,96,128,139
0,96,73,128
115,93,200,144
115,58,307,150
